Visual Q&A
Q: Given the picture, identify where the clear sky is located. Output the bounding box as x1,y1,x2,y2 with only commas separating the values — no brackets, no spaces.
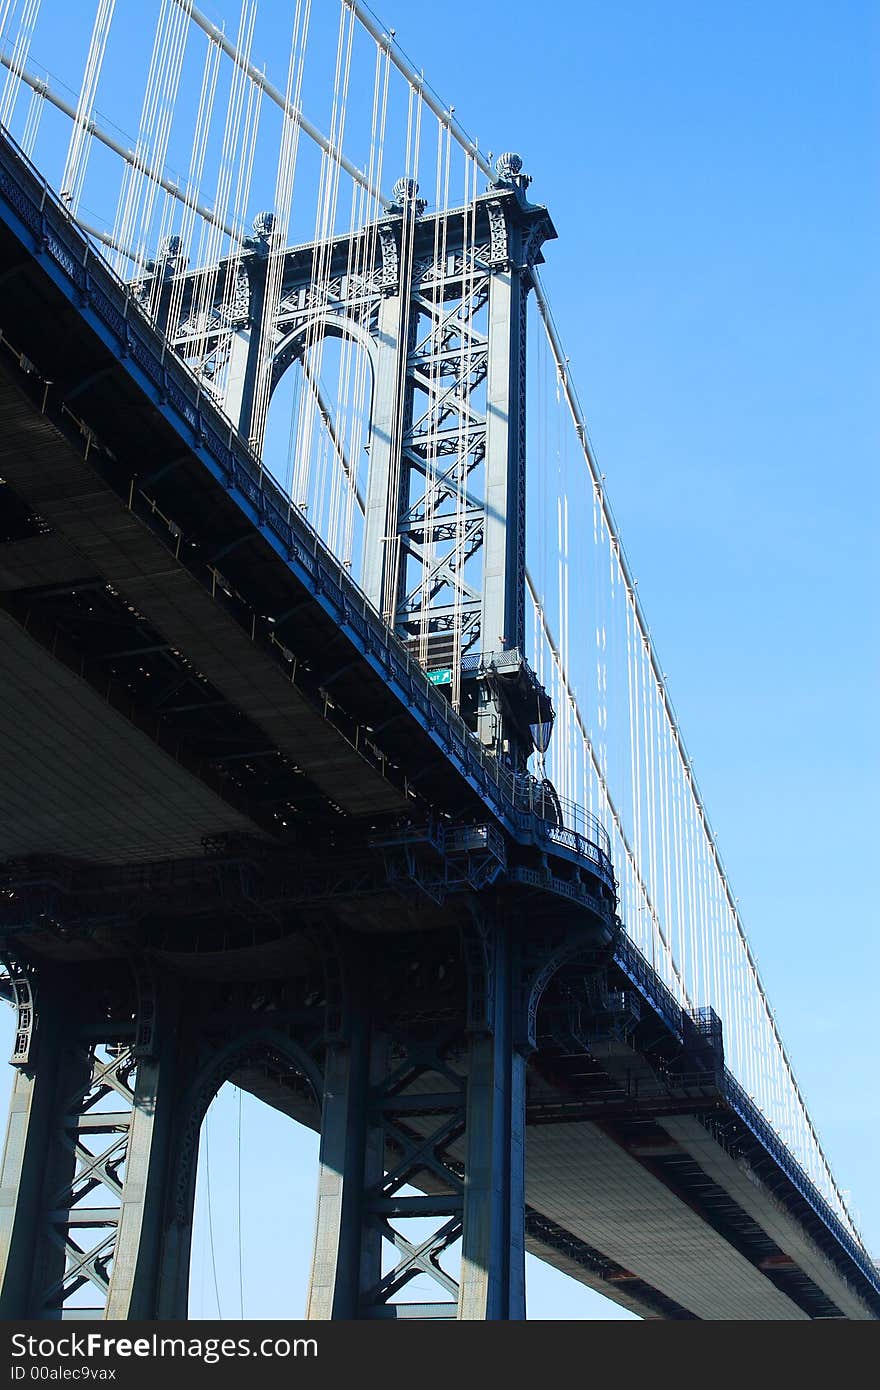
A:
0,0,876,1319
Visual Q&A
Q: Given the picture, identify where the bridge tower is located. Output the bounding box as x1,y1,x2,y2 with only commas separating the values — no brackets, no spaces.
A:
356,154,556,769
0,137,622,1323
153,152,557,772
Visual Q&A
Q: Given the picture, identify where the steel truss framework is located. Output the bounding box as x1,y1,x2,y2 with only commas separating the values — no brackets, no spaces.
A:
0,874,617,1322
147,165,555,760
2,846,878,1321
0,970,150,1320
0,959,329,1320
308,916,536,1321
42,1044,138,1317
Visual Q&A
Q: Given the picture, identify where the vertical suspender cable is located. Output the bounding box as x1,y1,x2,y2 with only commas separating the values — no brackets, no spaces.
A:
19,75,42,155
60,0,116,213
0,0,40,130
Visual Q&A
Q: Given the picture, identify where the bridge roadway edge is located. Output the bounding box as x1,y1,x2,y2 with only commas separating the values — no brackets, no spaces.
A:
0,129,877,1319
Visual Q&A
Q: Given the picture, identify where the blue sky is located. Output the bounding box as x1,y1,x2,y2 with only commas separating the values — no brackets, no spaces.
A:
0,0,876,1318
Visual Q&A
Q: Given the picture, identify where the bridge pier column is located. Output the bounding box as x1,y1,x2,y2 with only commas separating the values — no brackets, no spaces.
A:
0,991,77,1317
306,1011,385,1319
459,927,527,1320
0,964,198,1320
105,988,191,1320
306,921,527,1321
362,288,408,620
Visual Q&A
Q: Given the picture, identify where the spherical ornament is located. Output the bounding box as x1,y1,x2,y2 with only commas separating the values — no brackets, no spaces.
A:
252,210,276,237
495,152,523,180
392,176,420,203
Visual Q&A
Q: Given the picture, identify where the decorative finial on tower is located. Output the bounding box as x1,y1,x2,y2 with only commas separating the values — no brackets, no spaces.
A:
492,151,532,195
145,232,186,278
495,152,522,179
243,210,277,255
252,210,276,237
388,176,426,216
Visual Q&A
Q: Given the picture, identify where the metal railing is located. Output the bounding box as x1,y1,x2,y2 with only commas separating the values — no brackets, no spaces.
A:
511,779,611,874
613,927,879,1296
613,933,686,1043
721,1071,879,1295
460,647,529,675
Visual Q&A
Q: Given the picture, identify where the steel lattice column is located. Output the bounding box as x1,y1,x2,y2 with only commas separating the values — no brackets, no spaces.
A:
105,994,192,1319
0,964,196,1319
306,919,527,1321
458,925,527,1319
362,165,554,682
145,159,555,762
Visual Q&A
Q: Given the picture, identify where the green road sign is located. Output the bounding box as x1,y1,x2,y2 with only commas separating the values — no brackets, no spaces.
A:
427,667,453,685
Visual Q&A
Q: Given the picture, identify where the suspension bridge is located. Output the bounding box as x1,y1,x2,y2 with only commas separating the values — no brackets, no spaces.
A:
0,0,875,1321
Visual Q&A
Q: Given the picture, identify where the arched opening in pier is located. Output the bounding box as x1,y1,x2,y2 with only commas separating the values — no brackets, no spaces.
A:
262,332,373,587
0,1007,633,1321
188,1071,321,1320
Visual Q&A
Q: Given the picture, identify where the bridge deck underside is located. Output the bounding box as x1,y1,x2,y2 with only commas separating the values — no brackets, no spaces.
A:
227,1057,873,1321
0,254,498,848
0,360,417,832
526,1122,806,1319
0,609,252,861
